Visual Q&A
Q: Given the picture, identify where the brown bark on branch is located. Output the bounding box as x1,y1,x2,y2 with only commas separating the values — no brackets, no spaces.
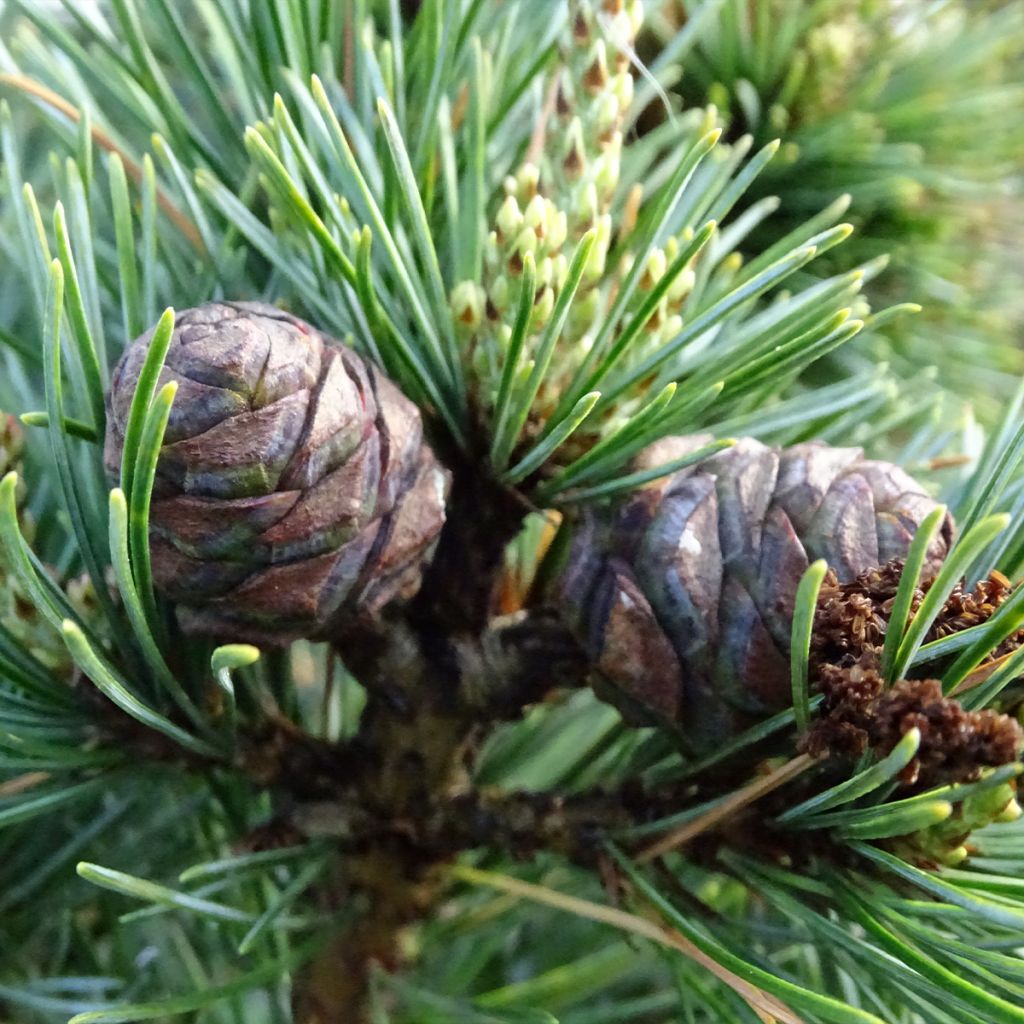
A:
291,468,548,1022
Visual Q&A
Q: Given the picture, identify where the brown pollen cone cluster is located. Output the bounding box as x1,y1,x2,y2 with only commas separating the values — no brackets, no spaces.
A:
806,561,1024,789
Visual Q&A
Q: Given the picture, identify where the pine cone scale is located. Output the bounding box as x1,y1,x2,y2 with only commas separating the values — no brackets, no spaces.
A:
173,528,382,639
150,537,251,598
806,473,881,580
773,444,863,535
168,323,273,395
708,442,778,566
715,575,791,712
277,351,367,489
635,476,722,654
357,453,450,609
594,561,685,724
161,377,250,442
373,370,426,508
151,490,302,558
158,391,310,498
753,506,809,646
257,441,381,558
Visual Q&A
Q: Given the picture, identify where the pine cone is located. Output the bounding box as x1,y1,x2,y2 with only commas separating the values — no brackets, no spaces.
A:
559,434,954,745
104,302,450,643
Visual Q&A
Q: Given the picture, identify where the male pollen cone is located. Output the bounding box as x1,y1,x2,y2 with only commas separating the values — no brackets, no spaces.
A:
559,434,953,746
104,302,450,643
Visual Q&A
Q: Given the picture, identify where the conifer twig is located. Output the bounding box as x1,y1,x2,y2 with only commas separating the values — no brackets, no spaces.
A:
0,771,51,797
525,70,561,167
637,754,817,863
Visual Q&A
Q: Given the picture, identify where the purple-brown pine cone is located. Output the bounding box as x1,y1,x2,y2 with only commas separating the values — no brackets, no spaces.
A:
559,434,954,745
104,302,450,643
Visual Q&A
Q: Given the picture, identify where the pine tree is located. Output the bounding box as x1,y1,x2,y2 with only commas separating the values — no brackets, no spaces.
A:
1,3,1024,1023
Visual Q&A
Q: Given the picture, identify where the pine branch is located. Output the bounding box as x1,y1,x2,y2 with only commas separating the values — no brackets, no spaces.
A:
0,3,1023,1023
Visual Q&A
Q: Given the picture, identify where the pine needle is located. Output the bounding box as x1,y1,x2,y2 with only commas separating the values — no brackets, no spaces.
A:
0,72,202,250
637,754,817,862
450,864,802,1024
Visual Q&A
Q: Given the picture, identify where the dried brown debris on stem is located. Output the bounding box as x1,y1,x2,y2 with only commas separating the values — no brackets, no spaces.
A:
812,559,1018,668
804,559,1024,789
804,667,1023,789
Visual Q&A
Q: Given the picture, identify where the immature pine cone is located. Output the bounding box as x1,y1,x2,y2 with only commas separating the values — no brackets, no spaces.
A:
560,435,953,746
104,302,450,643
